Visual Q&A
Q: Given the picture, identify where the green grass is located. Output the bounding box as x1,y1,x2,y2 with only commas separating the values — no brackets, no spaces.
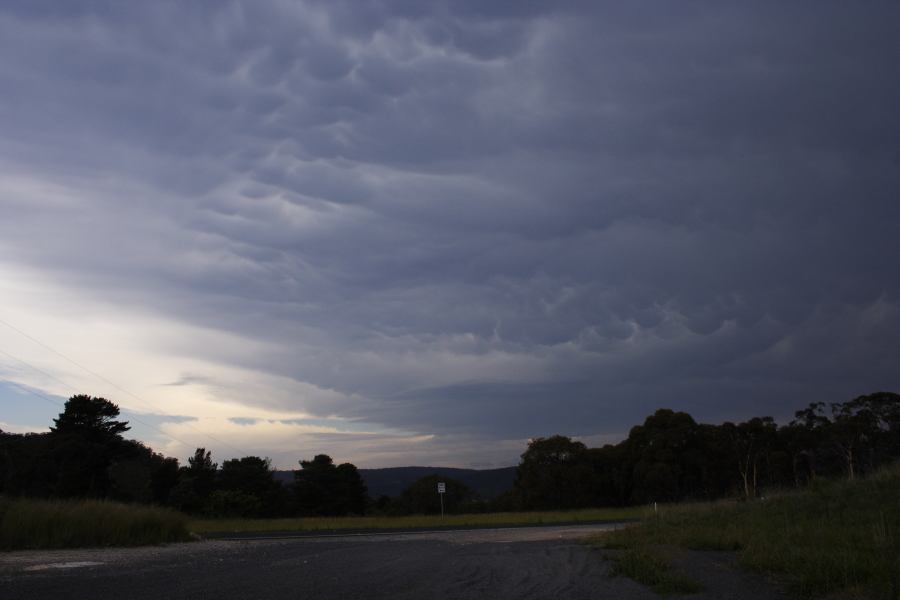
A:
608,547,704,595
190,506,642,534
0,497,191,550
592,462,900,598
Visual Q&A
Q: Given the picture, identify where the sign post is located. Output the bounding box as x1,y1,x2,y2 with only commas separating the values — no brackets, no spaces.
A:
437,482,446,518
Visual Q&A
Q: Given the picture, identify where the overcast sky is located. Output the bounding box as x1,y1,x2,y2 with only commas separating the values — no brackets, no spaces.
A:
1,1,898,469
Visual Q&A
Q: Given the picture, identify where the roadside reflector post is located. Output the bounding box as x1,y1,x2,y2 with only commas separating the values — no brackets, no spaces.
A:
437,482,446,519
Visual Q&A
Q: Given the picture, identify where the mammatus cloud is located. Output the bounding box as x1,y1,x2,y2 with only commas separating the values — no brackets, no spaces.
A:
1,2,898,467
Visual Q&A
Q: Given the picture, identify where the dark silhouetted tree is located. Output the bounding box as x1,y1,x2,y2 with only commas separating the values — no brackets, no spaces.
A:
5,389,900,514
0,430,58,497
169,447,219,513
104,438,180,504
857,392,900,464
216,455,285,517
827,392,900,479
294,454,367,516
514,435,594,509
587,443,633,506
624,409,707,503
723,417,778,499
42,395,133,498
51,395,130,442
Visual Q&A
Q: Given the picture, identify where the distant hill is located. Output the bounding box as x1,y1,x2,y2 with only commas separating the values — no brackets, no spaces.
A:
359,466,517,499
273,466,517,499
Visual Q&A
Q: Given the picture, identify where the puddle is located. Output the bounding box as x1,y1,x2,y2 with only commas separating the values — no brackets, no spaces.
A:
24,561,104,572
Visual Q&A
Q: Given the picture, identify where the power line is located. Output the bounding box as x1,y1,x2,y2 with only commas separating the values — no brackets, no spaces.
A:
0,347,199,449
0,316,251,457
1,377,64,411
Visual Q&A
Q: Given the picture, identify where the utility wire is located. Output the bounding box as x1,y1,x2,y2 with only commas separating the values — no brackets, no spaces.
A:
0,316,251,457
0,347,198,449
1,376,64,411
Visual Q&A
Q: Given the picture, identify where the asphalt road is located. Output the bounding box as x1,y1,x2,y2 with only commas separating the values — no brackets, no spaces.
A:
0,523,787,600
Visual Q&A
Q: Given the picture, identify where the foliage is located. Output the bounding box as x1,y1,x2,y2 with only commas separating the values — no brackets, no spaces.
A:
294,454,368,516
515,435,594,510
206,489,264,518
50,395,130,442
625,409,713,503
514,392,900,511
218,456,273,493
168,447,218,514
217,456,286,517
0,396,182,501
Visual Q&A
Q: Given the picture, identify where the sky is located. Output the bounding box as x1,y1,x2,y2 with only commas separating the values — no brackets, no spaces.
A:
1,1,899,469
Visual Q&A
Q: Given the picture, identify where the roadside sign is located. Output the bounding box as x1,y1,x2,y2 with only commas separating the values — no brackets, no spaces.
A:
437,482,446,494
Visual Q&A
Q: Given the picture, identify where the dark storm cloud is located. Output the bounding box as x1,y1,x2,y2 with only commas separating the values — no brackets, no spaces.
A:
1,1,899,448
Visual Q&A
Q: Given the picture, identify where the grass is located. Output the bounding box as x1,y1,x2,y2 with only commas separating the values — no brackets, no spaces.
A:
0,497,191,550
189,506,642,534
608,547,704,595
592,462,900,598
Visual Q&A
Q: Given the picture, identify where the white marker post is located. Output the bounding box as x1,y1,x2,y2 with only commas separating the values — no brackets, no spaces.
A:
437,481,446,518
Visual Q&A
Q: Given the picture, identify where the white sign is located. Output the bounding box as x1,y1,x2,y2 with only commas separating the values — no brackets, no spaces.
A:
437,482,446,494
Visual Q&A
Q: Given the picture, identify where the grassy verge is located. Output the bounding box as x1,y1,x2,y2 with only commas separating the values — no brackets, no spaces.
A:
190,506,641,534
592,462,900,598
608,547,704,595
0,497,191,550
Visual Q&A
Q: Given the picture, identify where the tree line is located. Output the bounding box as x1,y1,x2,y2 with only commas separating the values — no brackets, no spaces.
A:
0,395,365,517
511,391,900,510
1,392,897,517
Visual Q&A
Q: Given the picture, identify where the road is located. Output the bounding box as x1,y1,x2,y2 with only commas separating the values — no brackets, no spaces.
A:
0,523,786,600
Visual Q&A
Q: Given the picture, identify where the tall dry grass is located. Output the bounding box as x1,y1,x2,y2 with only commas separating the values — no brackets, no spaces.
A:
0,497,190,550
596,462,900,598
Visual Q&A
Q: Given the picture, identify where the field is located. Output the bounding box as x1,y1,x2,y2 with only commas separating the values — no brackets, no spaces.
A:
592,462,900,598
189,506,642,534
0,497,190,550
